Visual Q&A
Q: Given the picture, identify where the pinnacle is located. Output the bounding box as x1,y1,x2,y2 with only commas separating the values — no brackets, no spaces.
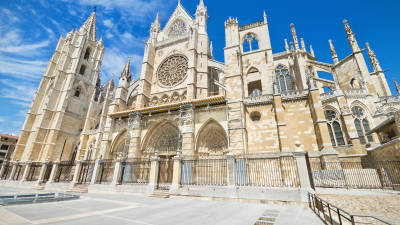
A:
81,11,96,41
121,58,132,82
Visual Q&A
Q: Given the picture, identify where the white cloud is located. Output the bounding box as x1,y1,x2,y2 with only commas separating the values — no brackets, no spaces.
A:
1,8,19,23
0,79,36,103
101,47,143,81
0,30,51,55
0,54,47,80
103,19,114,28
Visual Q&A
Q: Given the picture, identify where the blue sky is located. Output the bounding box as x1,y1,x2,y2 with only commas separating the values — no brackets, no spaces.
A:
0,0,399,136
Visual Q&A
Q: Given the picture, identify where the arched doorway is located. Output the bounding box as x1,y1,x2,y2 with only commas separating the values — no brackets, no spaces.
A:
142,121,180,189
196,119,228,158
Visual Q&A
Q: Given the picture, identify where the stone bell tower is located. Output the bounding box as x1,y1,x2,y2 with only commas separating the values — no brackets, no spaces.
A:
13,11,104,162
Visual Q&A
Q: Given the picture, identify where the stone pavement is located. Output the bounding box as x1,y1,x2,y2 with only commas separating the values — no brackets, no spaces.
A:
0,185,324,225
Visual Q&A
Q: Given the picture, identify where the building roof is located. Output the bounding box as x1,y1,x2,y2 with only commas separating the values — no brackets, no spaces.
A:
0,133,18,140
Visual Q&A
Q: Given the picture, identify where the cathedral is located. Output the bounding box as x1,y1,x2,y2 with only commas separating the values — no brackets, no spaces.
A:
2,1,400,198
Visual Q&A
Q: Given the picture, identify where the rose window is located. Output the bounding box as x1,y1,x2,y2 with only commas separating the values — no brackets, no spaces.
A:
168,20,188,38
157,55,188,87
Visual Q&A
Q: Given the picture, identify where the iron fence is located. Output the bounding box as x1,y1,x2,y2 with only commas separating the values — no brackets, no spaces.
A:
119,158,151,184
235,157,300,187
1,162,11,180
26,162,42,181
181,158,227,186
42,163,53,183
98,159,115,184
77,160,95,184
308,193,393,225
55,161,76,182
12,164,25,180
310,160,400,189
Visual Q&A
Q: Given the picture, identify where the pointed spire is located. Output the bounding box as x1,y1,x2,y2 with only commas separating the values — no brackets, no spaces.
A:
150,12,161,33
343,19,360,52
366,42,382,72
80,11,96,41
290,23,300,51
310,45,315,57
329,39,339,64
199,0,205,7
209,41,213,57
120,58,131,83
300,38,306,51
263,10,268,24
290,42,295,52
284,39,290,53
394,78,400,95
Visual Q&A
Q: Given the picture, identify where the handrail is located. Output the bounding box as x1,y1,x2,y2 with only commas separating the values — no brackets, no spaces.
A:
308,192,393,225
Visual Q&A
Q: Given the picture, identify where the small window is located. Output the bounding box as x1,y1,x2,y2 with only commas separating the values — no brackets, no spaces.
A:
250,111,261,121
243,33,259,52
79,65,86,75
248,80,262,97
0,145,9,150
74,87,81,98
84,48,91,60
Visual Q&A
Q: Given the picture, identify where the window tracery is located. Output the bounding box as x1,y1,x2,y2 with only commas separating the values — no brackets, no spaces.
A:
325,110,346,146
351,106,374,144
196,121,228,157
275,65,293,92
168,19,188,38
243,33,259,52
157,55,188,87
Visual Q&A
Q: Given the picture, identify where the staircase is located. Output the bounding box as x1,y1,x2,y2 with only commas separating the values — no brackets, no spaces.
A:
149,190,170,198
67,186,88,193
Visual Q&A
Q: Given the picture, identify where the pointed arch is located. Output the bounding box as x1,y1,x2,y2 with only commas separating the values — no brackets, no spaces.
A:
141,120,180,156
195,119,228,157
110,129,127,155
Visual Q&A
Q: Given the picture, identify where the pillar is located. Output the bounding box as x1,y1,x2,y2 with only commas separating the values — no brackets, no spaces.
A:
170,156,182,193
0,160,8,179
91,159,102,184
21,160,32,182
8,162,17,180
47,160,59,184
70,160,83,187
112,157,123,185
37,161,49,185
127,112,142,158
148,156,160,192
226,154,236,187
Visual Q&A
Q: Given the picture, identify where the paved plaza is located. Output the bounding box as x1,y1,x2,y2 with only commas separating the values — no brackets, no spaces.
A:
0,185,323,225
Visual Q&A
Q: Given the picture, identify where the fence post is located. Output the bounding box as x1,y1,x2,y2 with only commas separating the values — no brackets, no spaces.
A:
47,160,59,184
170,155,182,194
148,156,160,193
0,160,7,179
70,160,83,188
37,160,49,185
21,160,32,182
112,157,123,185
294,151,313,202
91,159,103,185
8,161,18,180
226,153,236,187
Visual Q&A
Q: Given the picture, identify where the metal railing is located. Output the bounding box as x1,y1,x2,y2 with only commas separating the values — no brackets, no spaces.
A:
310,161,400,189
55,161,76,183
119,158,151,184
181,158,227,186
77,160,95,185
42,163,53,183
308,193,393,225
235,157,300,187
12,164,25,181
98,159,115,184
1,162,11,180
26,162,42,181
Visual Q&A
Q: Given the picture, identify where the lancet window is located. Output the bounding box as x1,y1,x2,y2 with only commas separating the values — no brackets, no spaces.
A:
325,110,346,146
243,33,259,52
351,106,374,144
275,65,293,92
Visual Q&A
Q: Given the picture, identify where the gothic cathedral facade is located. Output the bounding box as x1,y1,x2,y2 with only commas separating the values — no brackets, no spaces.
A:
12,1,400,166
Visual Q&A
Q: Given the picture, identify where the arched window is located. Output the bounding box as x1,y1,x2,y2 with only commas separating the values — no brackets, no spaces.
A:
74,87,81,98
275,65,293,93
208,67,220,96
243,33,259,52
79,65,86,75
325,110,346,146
248,80,262,97
351,106,374,144
168,19,188,38
84,48,91,60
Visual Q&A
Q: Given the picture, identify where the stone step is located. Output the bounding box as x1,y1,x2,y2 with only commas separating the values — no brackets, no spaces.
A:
32,185,45,190
66,187,88,193
149,192,170,198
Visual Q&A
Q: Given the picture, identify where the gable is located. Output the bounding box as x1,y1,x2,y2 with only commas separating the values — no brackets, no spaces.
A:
160,3,194,40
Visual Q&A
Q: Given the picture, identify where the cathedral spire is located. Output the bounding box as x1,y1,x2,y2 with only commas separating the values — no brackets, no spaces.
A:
310,45,315,57
209,41,213,58
329,39,339,64
284,39,290,53
195,0,207,34
120,58,132,83
80,10,96,41
263,10,268,24
290,23,300,51
366,42,382,72
300,38,306,51
394,78,400,95
343,19,360,52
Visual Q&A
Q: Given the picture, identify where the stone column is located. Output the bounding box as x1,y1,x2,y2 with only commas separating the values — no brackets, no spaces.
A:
294,151,313,190
112,157,124,185
70,160,83,187
0,160,8,179
127,112,142,158
179,105,195,157
91,159,103,184
36,160,49,185
21,160,32,182
8,161,18,180
47,160,60,184
148,156,160,193
170,156,182,194
226,154,236,187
